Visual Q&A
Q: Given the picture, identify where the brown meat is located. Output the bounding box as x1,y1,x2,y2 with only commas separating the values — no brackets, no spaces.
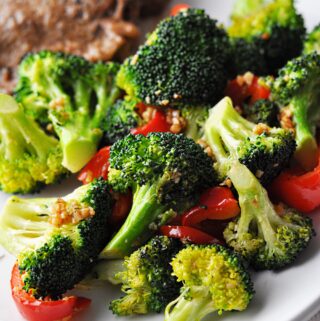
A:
0,0,140,68
0,0,171,93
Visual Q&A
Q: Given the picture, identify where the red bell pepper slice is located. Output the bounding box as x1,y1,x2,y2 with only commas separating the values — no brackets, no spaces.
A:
111,192,133,224
11,263,91,321
170,4,191,16
160,225,222,245
182,187,240,226
130,109,171,136
225,75,270,107
78,146,110,184
270,153,320,213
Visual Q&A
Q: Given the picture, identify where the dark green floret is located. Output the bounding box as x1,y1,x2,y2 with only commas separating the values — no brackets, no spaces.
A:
164,244,254,321
271,52,320,170
101,99,141,145
0,178,114,298
203,97,295,186
100,132,217,258
229,0,306,75
0,94,67,194
110,236,184,316
304,24,320,54
117,8,232,107
243,99,280,127
14,51,120,172
223,160,315,270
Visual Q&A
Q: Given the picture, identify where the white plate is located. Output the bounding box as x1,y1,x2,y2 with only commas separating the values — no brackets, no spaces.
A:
0,1,320,320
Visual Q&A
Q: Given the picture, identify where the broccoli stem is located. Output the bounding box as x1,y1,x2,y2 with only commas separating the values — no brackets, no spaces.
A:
228,161,286,253
204,97,254,164
100,183,167,258
0,95,58,160
165,289,215,321
0,196,54,255
291,96,318,170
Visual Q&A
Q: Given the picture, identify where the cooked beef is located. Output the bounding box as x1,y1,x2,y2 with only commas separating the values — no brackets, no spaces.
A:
0,0,141,68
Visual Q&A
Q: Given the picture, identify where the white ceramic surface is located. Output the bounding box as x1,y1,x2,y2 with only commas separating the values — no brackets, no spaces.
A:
0,1,319,321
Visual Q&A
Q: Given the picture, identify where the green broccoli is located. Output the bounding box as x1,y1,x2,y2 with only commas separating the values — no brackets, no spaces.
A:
110,236,184,315
229,0,306,75
181,105,209,142
164,244,254,321
0,178,114,298
100,132,216,258
0,94,67,194
243,99,280,127
223,160,315,270
14,51,120,172
304,24,320,54
204,97,296,186
231,0,265,20
271,52,320,170
100,98,142,145
117,8,231,108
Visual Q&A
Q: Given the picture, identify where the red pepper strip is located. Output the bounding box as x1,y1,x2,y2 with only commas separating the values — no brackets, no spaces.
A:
78,146,110,184
160,225,222,245
182,187,240,226
225,75,270,107
130,110,171,136
247,76,270,103
11,263,91,321
111,192,133,224
170,4,191,16
270,153,320,213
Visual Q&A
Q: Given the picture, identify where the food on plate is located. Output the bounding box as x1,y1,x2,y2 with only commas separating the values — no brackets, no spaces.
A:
116,8,232,108
109,236,184,315
11,263,91,321
223,160,314,270
271,52,320,171
270,153,320,213
100,132,216,258
304,24,320,54
203,97,296,186
229,0,305,75
0,94,67,194
0,0,171,94
242,99,280,127
164,245,254,321
14,51,120,172
0,178,114,298
0,1,320,320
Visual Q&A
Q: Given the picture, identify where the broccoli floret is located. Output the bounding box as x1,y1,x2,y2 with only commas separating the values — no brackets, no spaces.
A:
223,160,315,270
110,236,183,315
304,24,320,54
231,0,265,20
271,52,320,170
164,244,254,321
101,99,142,145
181,105,209,142
243,99,280,127
0,94,67,194
14,51,68,126
100,132,216,258
117,8,231,108
14,51,120,172
0,178,114,298
204,97,295,186
229,0,306,75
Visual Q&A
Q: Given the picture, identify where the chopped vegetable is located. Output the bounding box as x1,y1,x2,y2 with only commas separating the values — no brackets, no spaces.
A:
182,187,240,226
11,263,91,321
160,225,222,245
